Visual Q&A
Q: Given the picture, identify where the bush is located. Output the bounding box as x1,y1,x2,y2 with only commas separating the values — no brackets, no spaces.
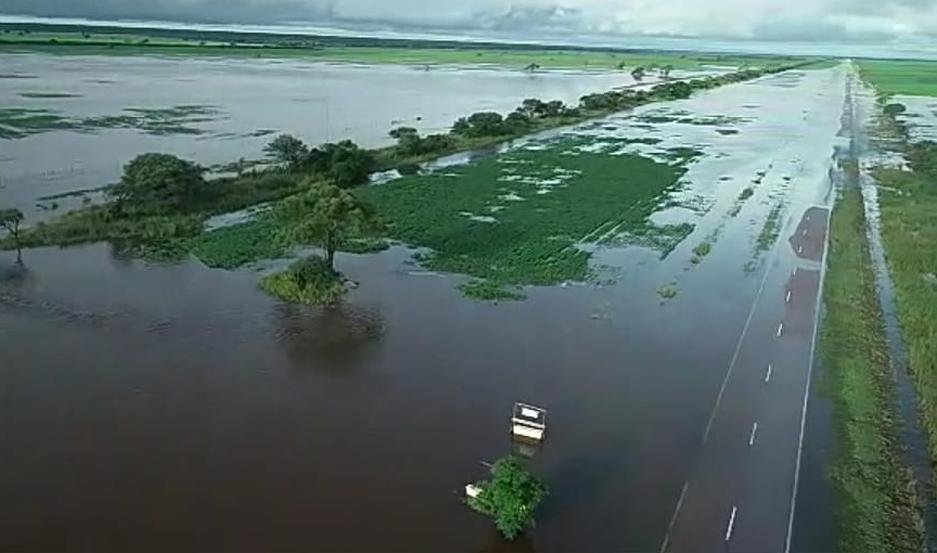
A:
468,456,548,540
259,255,345,305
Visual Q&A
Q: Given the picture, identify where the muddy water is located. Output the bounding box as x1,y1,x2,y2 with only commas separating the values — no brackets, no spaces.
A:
1,66,847,551
0,53,642,220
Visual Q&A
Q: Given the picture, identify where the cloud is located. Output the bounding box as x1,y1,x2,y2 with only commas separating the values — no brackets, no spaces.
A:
3,0,937,41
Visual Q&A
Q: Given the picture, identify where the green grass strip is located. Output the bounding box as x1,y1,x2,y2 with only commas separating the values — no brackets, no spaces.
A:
821,186,923,553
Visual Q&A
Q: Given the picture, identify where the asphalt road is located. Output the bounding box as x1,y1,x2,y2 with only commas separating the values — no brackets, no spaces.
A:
661,205,831,553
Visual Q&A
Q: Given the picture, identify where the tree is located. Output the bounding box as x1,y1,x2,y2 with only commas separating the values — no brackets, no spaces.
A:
0,208,24,264
467,456,548,540
305,140,376,188
884,103,907,117
108,153,206,214
279,181,380,271
465,112,507,137
389,126,422,155
631,66,646,81
265,134,309,170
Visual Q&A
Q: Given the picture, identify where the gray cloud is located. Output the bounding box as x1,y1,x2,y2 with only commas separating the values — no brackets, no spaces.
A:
3,0,937,41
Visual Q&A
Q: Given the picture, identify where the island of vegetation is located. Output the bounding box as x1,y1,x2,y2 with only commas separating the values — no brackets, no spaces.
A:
467,456,548,540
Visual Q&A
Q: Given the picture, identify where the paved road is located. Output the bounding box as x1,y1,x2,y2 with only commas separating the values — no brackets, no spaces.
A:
661,206,831,553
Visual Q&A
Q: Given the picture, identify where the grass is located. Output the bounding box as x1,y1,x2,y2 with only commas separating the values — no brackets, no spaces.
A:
259,255,346,305
873,145,937,465
857,59,937,97
820,185,923,553
755,202,784,252
356,137,690,292
193,216,287,269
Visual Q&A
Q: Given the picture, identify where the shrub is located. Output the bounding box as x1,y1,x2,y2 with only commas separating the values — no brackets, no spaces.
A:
467,456,547,540
259,255,345,305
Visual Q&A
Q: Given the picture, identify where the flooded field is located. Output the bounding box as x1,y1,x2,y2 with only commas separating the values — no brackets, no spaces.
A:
0,53,653,219
1,63,847,551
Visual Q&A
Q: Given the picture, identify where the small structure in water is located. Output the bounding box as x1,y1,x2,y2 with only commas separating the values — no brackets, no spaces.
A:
511,402,547,442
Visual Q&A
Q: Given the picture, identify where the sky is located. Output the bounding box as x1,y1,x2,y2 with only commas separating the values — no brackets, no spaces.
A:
3,0,937,45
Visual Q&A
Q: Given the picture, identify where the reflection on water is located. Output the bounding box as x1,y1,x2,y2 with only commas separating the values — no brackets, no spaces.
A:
275,302,384,372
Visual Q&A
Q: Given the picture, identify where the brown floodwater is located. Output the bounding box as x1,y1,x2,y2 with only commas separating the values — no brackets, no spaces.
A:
1,65,848,551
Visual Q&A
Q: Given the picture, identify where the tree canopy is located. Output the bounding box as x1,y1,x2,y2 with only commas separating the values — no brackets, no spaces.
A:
305,140,377,188
265,134,309,169
278,180,380,270
468,456,548,540
109,153,207,214
389,127,455,157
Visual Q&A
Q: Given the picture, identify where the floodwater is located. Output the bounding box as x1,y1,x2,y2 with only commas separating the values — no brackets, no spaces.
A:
1,64,848,551
0,52,668,220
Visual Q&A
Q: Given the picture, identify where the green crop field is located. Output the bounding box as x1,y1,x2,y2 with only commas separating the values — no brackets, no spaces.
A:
858,59,937,97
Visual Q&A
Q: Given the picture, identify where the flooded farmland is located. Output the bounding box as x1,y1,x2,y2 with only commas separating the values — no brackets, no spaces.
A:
0,52,659,220
1,60,848,551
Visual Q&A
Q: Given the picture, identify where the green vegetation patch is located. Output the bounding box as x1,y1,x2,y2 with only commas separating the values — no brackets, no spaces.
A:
341,237,390,254
657,283,679,299
357,140,689,291
0,104,224,139
755,202,784,252
820,185,923,553
458,279,526,301
467,456,548,540
858,59,937,98
259,255,345,305
873,144,937,464
193,217,287,269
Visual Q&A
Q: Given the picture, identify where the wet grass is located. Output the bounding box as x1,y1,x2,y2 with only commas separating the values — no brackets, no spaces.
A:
755,202,784,252
356,139,690,292
858,59,937,97
873,146,937,466
820,185,924,553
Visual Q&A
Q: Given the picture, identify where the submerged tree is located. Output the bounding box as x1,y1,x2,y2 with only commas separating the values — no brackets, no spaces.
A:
279,180,380,271
467,456,548,541
265,134,309,170
631,66,646,81
0,208,24,264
